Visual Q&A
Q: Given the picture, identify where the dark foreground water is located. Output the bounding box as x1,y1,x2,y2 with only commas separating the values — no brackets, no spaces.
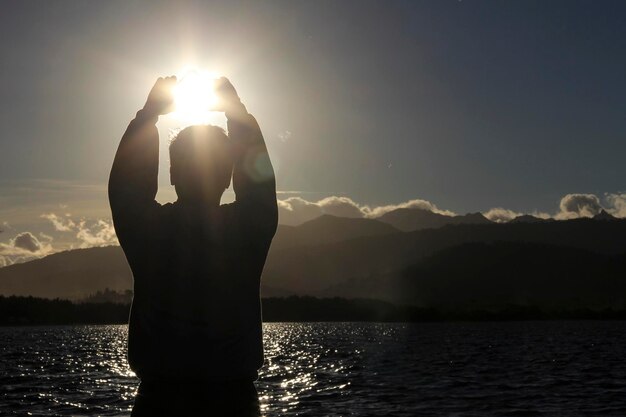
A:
1,322,626,416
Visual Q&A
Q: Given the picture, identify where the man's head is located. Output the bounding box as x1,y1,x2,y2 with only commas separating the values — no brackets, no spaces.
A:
169,125,233,204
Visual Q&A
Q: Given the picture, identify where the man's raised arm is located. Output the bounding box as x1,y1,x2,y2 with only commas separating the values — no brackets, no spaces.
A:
108,76,176,241
219,78,278,237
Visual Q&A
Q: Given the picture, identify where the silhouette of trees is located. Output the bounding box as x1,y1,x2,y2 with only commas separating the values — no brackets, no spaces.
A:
0,295,129,325
2,294,626,325
82,288,133,304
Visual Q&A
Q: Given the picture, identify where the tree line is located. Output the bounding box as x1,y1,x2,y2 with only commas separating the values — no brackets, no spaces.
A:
2,295,626,325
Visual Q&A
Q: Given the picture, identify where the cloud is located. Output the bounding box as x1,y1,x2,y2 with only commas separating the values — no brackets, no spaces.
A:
606,193,626,218
277,196,368,226
41,213,76,232
278,197,326,226
13,232,42,252
484,193,626,223
531,211,552,220
0,231,53,265
41,212,118,248
364,199,455,218
2,212,117,264
75,219,118,247
278,196,382,226
277,191,626,226
556,193,603,219
483,207,522,223
317,196,364,218
277,196,455,226
485,193,623,222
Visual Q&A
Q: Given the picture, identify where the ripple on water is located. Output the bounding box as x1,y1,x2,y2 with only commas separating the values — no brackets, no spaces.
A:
2,322,626,415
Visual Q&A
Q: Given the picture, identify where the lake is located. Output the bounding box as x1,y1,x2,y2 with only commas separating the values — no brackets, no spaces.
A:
2,321,626,416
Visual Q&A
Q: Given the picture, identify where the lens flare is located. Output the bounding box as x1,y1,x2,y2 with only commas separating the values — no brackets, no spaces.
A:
172,69,219,125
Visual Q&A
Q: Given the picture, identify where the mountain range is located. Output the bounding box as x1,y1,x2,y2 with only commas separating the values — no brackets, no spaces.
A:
377,208,492,231
1,207,624,311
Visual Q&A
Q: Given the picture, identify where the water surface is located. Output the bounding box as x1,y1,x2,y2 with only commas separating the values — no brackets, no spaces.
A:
2,322,626,416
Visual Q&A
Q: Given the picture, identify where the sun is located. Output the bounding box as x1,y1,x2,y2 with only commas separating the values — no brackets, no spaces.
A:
172,69,219,125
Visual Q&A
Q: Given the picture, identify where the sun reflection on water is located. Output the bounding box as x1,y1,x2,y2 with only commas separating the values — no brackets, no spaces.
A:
4,322,626,415
257,323,370,415
2,322,423,416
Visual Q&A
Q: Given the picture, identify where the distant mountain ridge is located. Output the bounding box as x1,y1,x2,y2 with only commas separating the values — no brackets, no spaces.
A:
593,210,618,221
377,208,492,231
270,214,399,251
0,214,401,299
0,246,129,299
1,209,625,311
263,217,626,295
510,214,551,223
322,241,626,311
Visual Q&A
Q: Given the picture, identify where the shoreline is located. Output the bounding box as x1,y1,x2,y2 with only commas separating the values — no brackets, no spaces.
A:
3,295,626,325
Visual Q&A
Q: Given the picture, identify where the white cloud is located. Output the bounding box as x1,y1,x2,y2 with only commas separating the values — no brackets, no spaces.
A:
277,196,455,225
41,213,76,232
483,207,522,223
278,197,325,226
2,190,621,262
556,193,603,219
277,192,625,227
75,219,118,247
364,199,455,218
531,211,552,220
41,212,118,248
13,232,42,252
317,196,364,218
484,193,624,222
0,231,54,265
484,193,626,222
606,193,626,218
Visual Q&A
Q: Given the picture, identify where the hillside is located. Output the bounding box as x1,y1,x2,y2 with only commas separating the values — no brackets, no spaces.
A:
396,241,626,310
1,213,625,309
263,217,626,294
0,215,399,299
0,246,129,299
323,241,626,311
270,214,399,251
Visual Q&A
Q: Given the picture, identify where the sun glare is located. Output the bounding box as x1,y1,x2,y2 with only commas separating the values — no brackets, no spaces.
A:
172,69,219,125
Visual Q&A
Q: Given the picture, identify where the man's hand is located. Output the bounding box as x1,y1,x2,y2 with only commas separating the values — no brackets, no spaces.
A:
143,76,177,116
213,77,245,116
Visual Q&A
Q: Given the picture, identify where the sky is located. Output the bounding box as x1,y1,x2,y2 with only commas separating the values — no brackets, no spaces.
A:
1,0,625,264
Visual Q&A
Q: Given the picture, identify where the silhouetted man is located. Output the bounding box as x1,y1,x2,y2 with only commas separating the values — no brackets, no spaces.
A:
109,76,277,416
